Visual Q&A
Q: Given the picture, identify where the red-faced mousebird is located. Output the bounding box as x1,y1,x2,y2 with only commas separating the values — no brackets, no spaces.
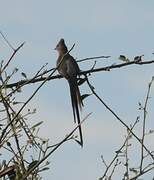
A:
55,38,83,146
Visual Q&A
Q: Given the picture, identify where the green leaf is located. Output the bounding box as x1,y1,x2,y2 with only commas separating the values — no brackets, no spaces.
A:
12,101,22,105
81,94,91,101
119,55,126,61
27,160,39,171
77,78,86,86
134,55,143,62
16,167,22,179
39,167,50,172
21,72,27,79
119,55,130,62
31,121,43,130
13,68,19,73
7,142,11,147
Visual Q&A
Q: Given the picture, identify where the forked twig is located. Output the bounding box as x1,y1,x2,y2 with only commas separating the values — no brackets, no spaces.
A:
85,75,154,161
21,113,92,180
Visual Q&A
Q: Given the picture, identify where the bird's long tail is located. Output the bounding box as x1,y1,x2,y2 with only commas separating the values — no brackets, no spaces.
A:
68,78,83,146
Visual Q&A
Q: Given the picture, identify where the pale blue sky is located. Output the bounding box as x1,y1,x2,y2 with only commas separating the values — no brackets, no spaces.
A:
0,1,154,179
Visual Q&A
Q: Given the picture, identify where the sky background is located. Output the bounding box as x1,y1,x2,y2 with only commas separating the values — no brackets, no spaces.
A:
0,0,154,179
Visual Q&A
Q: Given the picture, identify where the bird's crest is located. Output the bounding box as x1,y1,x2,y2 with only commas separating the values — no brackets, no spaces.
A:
55,38,68,53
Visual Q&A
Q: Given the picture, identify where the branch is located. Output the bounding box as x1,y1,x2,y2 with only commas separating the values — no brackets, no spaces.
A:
0,93,26,172
85,76,154,161
140,77,154,172
0,44,76,144
1,42,25,74
0,31,15,50
130,165,154,180
77,55,110,62
0,165,16,179
4,59,154,89
21,113,92,180
99,118,138,180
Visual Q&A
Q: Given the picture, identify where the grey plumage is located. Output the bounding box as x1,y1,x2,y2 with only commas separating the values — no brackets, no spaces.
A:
55,38,83,146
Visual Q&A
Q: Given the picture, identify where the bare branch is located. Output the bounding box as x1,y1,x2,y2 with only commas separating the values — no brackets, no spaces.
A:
0,43,76,144
140,77,154,172
85,75,154,161
21,113,92,180
0,31,15,50
1,42,25,74
77,55,111,62
99,118,139,180
4,59,154,90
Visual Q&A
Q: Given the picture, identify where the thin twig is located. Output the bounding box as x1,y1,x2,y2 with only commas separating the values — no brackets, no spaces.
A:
99,118,138,180
140,77,154,172
108,159,119,179
0,31,15,50
124,129,130,180
4,59,154,89
77,55,111,62
21,113,92,180
0,44,75,143
0,92,26,173
1,42,25,74
130,165,154,180
85,76,154,161
5,63,50,100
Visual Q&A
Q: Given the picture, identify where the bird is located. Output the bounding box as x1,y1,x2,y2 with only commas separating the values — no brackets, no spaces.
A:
55,38,83,146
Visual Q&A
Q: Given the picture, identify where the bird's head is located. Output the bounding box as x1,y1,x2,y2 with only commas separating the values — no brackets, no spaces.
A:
55,38,68,54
